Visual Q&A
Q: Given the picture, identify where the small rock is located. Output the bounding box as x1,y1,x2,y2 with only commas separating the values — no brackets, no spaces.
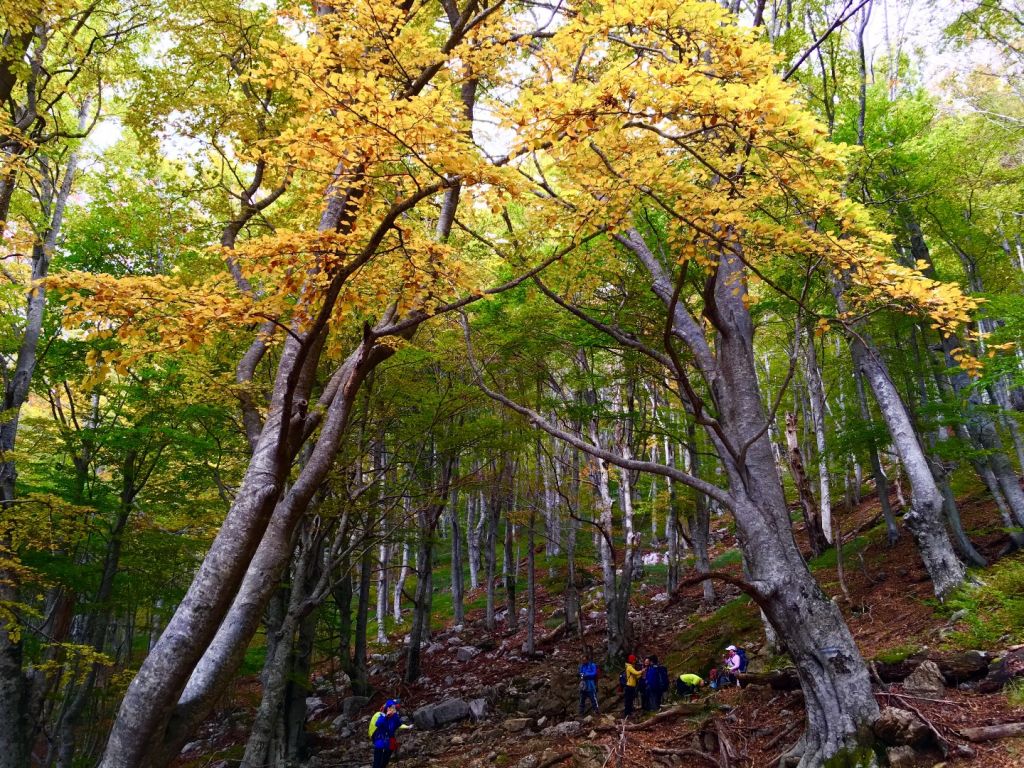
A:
181,742,202,755
448,636,464,646
502,718,532,733
452,735,465,745
886,745,918,768
469,698,489,721
341,696,371,719
457,646,482,662
873,706,930,746
536,716,547,728
953,744,976,759
306,696,326,717
948,608,968,624
514,756,539,768
542,721,582,737
904,661,946,696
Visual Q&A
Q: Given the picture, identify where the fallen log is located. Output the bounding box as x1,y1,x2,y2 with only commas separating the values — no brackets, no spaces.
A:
873,651,990,685
960,722,1024,743
736,669,801,691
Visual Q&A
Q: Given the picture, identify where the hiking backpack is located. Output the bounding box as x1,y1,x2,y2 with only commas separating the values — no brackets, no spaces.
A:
736,648,748,673
656,664,669,693
368,711,386,740
618,671,627,692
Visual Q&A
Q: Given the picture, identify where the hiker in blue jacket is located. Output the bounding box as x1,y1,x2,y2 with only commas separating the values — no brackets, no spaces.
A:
370,699,412,768
578,652,600,715
641,656,660,711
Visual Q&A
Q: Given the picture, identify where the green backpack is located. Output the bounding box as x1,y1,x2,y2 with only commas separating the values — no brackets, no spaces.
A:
368,711,385,740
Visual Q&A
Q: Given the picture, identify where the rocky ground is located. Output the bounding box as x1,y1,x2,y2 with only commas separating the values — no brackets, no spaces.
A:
180,485,1024,768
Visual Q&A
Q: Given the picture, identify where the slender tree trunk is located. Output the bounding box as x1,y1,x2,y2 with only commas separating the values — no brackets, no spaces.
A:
503,497,518,633
852,368,900,545
804,329,833,542
833,282,965,599
352,543,373,695
484,475,500,633
785,412,828,556
525,505,536,655
393,539,409,622
450,487,465,626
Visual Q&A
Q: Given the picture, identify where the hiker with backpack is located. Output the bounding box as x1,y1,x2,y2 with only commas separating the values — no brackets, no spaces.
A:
641,656,658,711
652,655,669,709
369,699,412,768
578,652,600,716
719,645,746,687
622,654,642,717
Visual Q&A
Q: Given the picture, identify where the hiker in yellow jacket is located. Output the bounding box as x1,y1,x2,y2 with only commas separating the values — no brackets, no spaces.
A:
623,654,642,716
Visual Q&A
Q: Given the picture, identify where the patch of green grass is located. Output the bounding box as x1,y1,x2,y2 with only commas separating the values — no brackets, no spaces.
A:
808,535,870,571
1006,679,1024,709
872,644,921,665
239,638,267,676
710,549,742,569
665,595,760,675
943,552,1024,649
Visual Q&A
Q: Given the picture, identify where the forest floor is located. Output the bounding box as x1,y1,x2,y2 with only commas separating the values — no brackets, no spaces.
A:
181,484,1024,768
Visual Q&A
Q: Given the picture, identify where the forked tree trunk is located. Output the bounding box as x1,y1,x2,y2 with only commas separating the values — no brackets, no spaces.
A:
623,231,879,766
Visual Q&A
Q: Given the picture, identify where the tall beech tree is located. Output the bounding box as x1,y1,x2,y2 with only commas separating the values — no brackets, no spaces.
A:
461,1,976,763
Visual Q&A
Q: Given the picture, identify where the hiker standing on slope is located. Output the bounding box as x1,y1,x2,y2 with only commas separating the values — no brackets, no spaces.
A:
623,654,642,717
370,699,412,768
578,653,600,716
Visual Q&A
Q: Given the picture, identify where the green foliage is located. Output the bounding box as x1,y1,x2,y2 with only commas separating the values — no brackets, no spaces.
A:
944,553,1024,648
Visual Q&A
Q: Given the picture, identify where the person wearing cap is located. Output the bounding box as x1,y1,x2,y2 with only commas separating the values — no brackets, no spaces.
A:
623,654,642,717
722,646,742,687
371,699,412,768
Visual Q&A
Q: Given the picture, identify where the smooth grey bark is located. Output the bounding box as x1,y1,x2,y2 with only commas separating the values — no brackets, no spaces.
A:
803,328,833,542
525,503,536,655
833,283,965,599
852,367,900,545
393,537,409,621
466,486,483,590
503,497,518,633
376,538,390,644
147,330,394,768
473,230,881,765
484,472,500,632
450,486,465,626
563,447,581,635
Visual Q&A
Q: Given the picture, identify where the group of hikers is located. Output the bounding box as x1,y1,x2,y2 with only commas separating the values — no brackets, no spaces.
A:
579,644,748,717
368,645,749,765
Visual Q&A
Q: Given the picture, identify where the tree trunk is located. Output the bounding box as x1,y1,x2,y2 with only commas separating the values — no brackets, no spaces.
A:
852,368,900,545
834,283,965,599
785,412,828,557
393,540,409,622
352,544,373,695
804,328,833,543
450,487,465,626
484,475,500,633
503,500,518,633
